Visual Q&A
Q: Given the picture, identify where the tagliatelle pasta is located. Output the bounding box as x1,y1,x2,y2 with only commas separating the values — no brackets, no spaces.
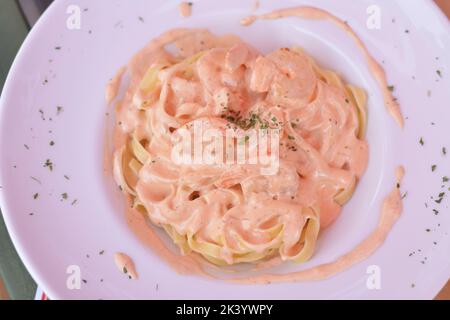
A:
109,28,368,266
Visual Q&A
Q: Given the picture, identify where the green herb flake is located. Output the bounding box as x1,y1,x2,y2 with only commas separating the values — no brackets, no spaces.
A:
56,106,64,115
44,159,54,171
443,176,449,183
431,165,437,172
436,70,442,77
33,193,39,199
226,116,235,123
30,176,42,184
443,147,447,156
419,137,424,146
24,144,30,150
435,192,444,204
61,193,68,200
288,135,295,140
123,267,128,274
387,85,395,92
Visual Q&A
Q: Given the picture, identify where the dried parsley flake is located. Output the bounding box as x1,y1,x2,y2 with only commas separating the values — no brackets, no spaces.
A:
44,159,54,171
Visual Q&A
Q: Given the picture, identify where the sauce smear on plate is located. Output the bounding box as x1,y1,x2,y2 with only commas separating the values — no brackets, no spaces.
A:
178,2,193,18
241,6,404,128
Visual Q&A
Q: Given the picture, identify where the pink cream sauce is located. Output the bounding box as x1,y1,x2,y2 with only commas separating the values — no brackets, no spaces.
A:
231,168,404,283
178,2,193,18
241,6,404,128
114,252,139,279
106,66,126,105
106,6,405,283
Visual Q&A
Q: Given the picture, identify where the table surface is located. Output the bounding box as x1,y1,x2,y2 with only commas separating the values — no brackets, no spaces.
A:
0,0,449,300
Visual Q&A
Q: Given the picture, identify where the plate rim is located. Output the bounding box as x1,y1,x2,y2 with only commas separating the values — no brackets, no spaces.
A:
0,0,449,299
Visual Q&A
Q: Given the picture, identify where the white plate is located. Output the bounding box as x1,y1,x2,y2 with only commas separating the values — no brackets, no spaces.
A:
1,0,449,299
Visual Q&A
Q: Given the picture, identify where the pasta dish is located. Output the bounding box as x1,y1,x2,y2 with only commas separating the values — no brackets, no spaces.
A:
110,28,369,267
